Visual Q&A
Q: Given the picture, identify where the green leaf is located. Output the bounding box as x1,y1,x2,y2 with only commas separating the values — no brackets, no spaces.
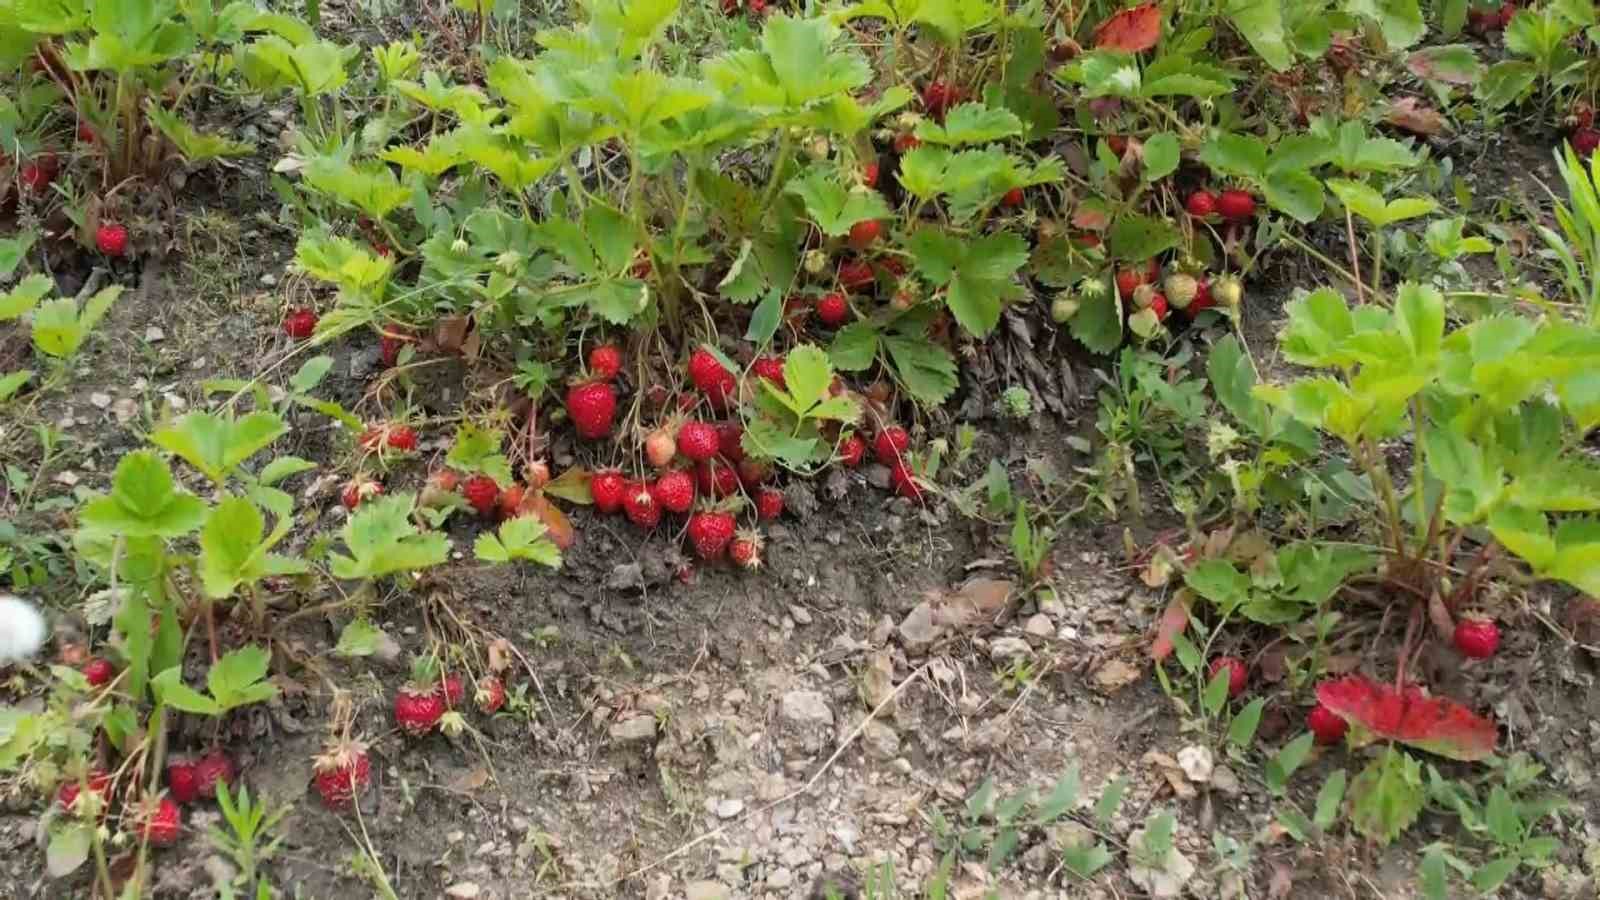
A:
444,423,512,485
1266,732,1316,795
1036,766,1081,823
829,322,880,372
257,456,316,486
1394,282,1445,361
207,644,278,711
0,232,36,281
914,102,1024,145
333,620,385,658
146,102,254,160
0,371,33,403
745,289,784,345
1092,776,1127,825
1185,559,1250,610
1314,769,1348,830
1229,698,1266,748
1142,132,1180,182
79,450,207,539
786,171,892,237
473,516,562,567
1477,60,1537,110
1347,746,1424,844
1264,169,1325,223
31,286,121,359
198,497,306,598
906,229,1027,338
328,493,451,580
1199,132,1268,181
1107,214,1181,262
1226,0,1293,70
1069,283,1123,354
151,666,223,716
1471,857,1520,893
0,273,50,321
884,334,959,406
152,410,288,486
46,821,92,878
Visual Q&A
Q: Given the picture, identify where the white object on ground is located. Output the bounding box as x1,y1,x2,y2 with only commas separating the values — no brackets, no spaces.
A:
0,594,48,665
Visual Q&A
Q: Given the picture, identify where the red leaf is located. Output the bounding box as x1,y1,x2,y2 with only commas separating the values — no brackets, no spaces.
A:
1093,3,1162,53
1149,595,1189,661
1315,675,1497,762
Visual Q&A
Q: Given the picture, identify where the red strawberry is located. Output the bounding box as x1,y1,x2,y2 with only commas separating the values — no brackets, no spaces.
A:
752,356,786,388
688,348,737,409
283,308,318,340
82,657,116,687
1453,617,1500,659
58,771,112,813
677,421,721,462
1216,189,1256,221
622,481,660,528
848,219,881,249
379,327,414,367
880,256,908,278
461,475,501,517
1149,294,1169,322
921,80,961,118
498,483,526,520
20,158,55,192
1115,269,1143,299
475,676,506,714
893,133,922,154
862,161,880,188
730,530,764,569
567,380,617,440
312,738,370,810
77,122,96,143
440,672,466,708
838,434,866,467
737,457,772,487
839,260,875,292
1307,703,1348,746
342,478,381,510
721,0,739,13
591,470,627,514
717,421,745,462
651,470,696,514
1185,190,1216,217
748,0,766,12
889,462,922,501
394,664,446,737
696,460,739,498
1106,135,1129,157
1498,1,1516,27
420,469,459,509
1574,128,1600,157
193,750,235,800
1188,279,1215,314
817,292,850,326
874,425,910,466
384,425,418,451
96,223,129,257
1001,187,1024,207
630,250,653,278
1208,656,1248,698
589,344,623,381
166,759,200,805
139,797,182,847
755,487,784,521
686,510,737,560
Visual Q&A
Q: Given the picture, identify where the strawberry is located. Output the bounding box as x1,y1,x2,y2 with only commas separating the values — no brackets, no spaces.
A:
193,750,235,800
630,250,653,279
755,487,784,521
688,348,737,409
1148,294,1169,322
889,462,922,501
591,470,627,514
1574,128,1600,157
677,421,721,462
1498,1,1516,27
816,292,850,326
1453,617,1500,659
440,672,466,708
1185,190,1216,217
874,425,910,466
342,477,382,511
461,475,501,517
716,421,746,462
1207,656,1248,698
838,260,875,292
394,660,446,736
651,470,696,514
388,425,418,451
96,223,129,257
379,326,414,367
1216,189,1256,221
1187,279,1215,314
697,460,739,498
645,424,678,468
283,308,318,340
1106,135,1128,157
686,509,737,560
748,0,766,12
893,133,921,154
139,797,182,847
752,355,786,388
58,771,112,814
589,344,623,381
20,158,55,192
622,481,660,528
166,759,201,805
497,482,525,519
475,676,506,714
77,122,96,143
1115,268,1143,299
721,0,739,13
881,256,908,278
1307,703,1348,746
729,530,764,569
921,80,961,118
420,469,459,509
838,434,866,467
1001,187,1024,207
737,457,772,487
82,657,116,687
862,161,880,188
1210,274,1243,308
567,380,617,440
848,219,882,250
312,738,371,810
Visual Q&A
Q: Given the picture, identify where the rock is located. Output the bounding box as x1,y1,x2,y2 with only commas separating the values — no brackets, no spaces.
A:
898,602,941,652
1024,614,1054,637
684,880,728,900
781,690,834,728
790,605,814,625
645,874,671,900
1210,764,1242,796
443,883,481,899
767,867,794,889
609,715,657,743
1177,745,1214,783
861,720,900,759
989,637,1032,662
830,822,859,853
714,798,745,819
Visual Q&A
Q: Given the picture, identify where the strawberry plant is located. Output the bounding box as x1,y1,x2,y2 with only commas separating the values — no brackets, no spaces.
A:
0,266,121,401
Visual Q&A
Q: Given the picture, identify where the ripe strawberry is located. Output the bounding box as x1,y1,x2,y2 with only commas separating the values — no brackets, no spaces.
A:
96,223,129,257
283,308,318,340
752,355,786,388
644,424,678,468
58,771,112,813
686,510,737,560
729,530,764,569
717,421,745,462
893,133,922,154
1187,279,1215,314
694,460,738,498
1307,703,1348,746
567,380,617,440
20,158,55,192
342,478,382,511
1453,617,1500,659
748,0,766,12
862,161,880,188
589,344,623,381
591,470,626,514
166,759,200,805
817,291,850,326
1001,187,1024,207
1185,190,1216,217
688,348,737,409
874,425,910,466
1208,656,1248,698
394,660,446,736
139,797,182,847
461,475,501,517
193,750,235,800
737,456,772,487
755,487,784,521
622,481,660,528
848,219,882,250
361,424,416,452
1115,268,1143,299
721,0,738,13
630,250,653,278
1216,189,1256,221
838,434,866,467
651,470,696,514
499,483,527,519
677,421,721,462
77,122,96,143
82,657,116,687
379,326,414,367
889,462,922,501
1574,128,1600,157
881,256,908,278
475,676,506,714
438,672,465,708
1498,1,1516,27
312,738,370,810
921,80,961,118
838,260,875,292
1149,294,1169,322
1106,134,1129,157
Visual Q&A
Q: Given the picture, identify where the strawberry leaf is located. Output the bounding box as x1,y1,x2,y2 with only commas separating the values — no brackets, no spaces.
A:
79,451,207,539
152,410,289,486
328,493,451,580
1347,746,1425,845
914,103,1023,146
883,334,958,406
1093,2,1162,52
786,172,891,237
1068,278,1124,355
1316,674,1497,761
445,424,513,485
905,228,1026,338
474,517,562,567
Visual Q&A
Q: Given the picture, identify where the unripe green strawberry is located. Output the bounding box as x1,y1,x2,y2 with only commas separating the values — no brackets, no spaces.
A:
1164,273,1198,309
